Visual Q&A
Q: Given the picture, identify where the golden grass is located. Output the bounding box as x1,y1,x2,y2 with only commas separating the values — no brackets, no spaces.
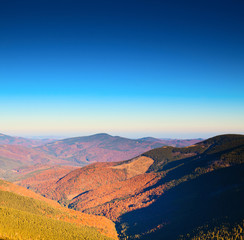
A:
111,156,154,178
0,179,118,240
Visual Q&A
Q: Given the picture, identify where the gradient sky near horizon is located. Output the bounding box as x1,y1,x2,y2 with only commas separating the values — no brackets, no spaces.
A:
0,0,244,139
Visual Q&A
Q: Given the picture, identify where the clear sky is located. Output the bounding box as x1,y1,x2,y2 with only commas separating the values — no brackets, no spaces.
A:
0,0,244,139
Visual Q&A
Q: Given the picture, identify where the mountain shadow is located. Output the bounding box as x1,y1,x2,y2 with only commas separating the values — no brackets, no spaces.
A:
117,163,244,239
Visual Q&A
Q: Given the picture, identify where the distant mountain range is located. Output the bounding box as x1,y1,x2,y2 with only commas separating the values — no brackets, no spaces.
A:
18,134,244,239
0,133,55,147
37,133,202,164
0,132,202,181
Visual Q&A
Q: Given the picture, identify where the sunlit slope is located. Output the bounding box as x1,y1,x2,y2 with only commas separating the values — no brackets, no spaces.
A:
0,179,118,240
0,206,113,240
13,164,77,188
19,157,158,220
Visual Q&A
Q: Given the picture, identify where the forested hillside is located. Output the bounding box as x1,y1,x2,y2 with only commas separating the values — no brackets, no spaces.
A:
19,134,244,239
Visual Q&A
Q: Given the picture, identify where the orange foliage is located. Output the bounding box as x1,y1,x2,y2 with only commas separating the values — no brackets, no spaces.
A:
18,157,167,221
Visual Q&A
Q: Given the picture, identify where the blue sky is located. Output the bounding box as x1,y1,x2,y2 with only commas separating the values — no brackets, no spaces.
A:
0,0,243,138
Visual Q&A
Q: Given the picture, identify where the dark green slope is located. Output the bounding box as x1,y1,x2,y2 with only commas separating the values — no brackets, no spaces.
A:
143,134,244,173
117,134,244,239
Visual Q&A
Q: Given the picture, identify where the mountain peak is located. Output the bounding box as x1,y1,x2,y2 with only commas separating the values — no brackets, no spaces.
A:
91,133,112,138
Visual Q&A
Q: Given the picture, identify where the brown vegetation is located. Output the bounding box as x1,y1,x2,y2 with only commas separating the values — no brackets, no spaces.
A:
0,144,69,165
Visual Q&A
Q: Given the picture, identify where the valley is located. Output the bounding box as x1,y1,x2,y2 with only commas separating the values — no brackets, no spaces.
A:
1,133,242,239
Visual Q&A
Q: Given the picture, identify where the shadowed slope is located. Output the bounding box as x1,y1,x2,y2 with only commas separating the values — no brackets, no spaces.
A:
118,163,244,239
116,134,244,239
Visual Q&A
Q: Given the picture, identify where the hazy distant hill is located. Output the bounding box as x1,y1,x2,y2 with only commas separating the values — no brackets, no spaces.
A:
0,132,201,182
0,133,60,180
0,179,118,240
0,144,71,181
37,133,202,164
0,133,55,147
138,136,203,147
21,134,244,239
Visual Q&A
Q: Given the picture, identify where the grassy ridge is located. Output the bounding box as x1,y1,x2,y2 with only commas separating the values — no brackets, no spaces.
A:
0,180,117,240
0,190,60,217
0,206,111,240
